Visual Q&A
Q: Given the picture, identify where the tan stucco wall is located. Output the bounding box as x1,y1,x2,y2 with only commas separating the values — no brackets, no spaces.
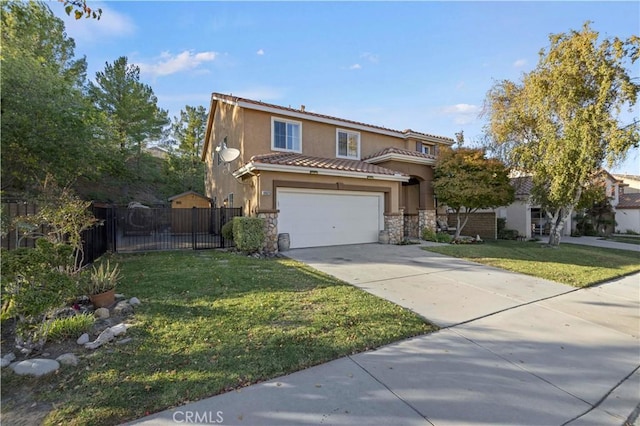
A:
204,100,446,215
250,171,401,215
170,194,211,209
241,108,414,160
205,101,253,210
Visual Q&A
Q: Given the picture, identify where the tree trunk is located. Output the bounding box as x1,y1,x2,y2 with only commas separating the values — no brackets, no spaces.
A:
547,208,572,246
454,209,471,240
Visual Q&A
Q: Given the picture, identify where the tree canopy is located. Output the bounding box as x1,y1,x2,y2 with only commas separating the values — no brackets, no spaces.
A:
433,146,514,239
89,56,169,158
483,22,639,245
0,1,103,192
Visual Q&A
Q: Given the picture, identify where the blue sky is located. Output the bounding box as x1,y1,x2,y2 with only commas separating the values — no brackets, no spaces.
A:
53,1,640,174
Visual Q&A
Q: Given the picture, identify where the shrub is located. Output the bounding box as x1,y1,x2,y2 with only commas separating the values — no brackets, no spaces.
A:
221,220,235,241
84,260,121,296
1,239,80,351
421,228,438,242
233,217,265,254
497,217,507,234
422,228,452,243
435,232,452,243
498,229,519,240
47,313,94,341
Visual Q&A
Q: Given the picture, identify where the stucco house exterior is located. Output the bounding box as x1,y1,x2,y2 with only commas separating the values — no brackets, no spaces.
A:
202,93,454,250
612,174,640,233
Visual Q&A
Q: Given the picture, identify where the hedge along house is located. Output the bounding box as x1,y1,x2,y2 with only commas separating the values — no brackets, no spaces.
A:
202,93,454,251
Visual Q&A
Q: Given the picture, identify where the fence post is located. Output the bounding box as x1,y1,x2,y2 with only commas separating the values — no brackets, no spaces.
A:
192,207,197,250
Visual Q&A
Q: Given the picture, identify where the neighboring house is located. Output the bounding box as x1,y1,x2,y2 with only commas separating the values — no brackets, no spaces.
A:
202,93,454,249
499,176,573,239
500,170,633,238
145,145,169,159
168,191,212,234
612,174,640,233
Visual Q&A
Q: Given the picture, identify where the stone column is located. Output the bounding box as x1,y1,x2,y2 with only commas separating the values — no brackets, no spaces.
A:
418,209,437,238
384,209,404,244
256,210,278,254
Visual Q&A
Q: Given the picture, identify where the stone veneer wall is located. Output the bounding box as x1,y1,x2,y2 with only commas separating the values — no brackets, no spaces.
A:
404,214,419,238
419,210,437,238
384,210,404,244
257,211,278,254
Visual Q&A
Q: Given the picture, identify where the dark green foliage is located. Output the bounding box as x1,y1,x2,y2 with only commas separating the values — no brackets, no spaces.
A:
221,220,235,242
233,217,265,253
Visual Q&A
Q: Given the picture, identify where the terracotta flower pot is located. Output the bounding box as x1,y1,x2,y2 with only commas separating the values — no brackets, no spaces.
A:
90,289,116,308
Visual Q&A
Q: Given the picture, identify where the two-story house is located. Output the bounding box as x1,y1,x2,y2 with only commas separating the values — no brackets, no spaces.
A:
202,93,454,250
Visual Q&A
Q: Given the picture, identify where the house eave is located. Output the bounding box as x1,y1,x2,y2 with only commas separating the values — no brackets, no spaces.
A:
233,162,409,182
364,153,436,166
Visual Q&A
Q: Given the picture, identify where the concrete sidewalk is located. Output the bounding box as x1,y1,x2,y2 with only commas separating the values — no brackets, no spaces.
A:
131,244,639,426
548,236,640,252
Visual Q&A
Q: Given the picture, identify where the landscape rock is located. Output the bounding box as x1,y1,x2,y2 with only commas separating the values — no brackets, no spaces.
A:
85,328,115,350
11,359,60,376
94,308,110,319
129,297,141,306
1,353,16,368
113,301,133,316
115,293,126,299
110,323,129,337
56,353,79,366
76,333,90,345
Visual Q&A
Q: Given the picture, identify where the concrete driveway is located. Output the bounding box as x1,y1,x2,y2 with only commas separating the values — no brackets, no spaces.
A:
132,243,639,426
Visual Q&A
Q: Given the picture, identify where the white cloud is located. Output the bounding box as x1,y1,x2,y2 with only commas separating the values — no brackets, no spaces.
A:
59,3,136,43
349,64,362,70
360,52,379,63
137,50,218,78
256,49,265,56
513,59,527,68
441,103,481,125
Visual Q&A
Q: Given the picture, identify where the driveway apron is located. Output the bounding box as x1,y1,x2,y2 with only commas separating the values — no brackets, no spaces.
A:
131,243,640,426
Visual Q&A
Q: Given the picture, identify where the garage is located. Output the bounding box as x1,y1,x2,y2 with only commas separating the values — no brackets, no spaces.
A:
277,188,384,248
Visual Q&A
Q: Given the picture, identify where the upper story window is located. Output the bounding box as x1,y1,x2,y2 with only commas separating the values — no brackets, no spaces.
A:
272,117,301,152
336,129,360,159
417,142,435,155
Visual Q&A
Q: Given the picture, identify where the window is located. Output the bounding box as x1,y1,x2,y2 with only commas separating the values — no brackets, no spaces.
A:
420,144,431,155
228,193,234,208
272,118,301,152
336,129,360,159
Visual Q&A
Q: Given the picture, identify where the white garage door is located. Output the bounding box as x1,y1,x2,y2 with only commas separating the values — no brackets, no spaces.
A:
277,188,384,248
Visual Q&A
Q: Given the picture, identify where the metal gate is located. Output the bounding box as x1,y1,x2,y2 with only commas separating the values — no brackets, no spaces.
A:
113,206,242,252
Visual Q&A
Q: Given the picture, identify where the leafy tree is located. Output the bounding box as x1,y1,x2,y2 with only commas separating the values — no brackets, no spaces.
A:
163,105,207,193
59,0,101,20
483,23,639,245
89,56,169,161
0,1,104,192
433,147,514,239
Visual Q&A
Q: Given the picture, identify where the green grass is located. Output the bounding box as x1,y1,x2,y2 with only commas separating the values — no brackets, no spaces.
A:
2,250,435,425
601,236,640,245
422,240,640,287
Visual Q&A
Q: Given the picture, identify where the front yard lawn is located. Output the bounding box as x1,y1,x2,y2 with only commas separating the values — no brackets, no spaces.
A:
422,240,640,287
1,250,435,425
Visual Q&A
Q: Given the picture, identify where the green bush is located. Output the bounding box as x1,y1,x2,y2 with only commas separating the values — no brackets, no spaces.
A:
422,228,452,243
498,228,519,240
233,217,265,254
221,220,235,241
497,217,507,234
435,232,452,243
1,239,79,351
422,228,438,241
47,313,94,341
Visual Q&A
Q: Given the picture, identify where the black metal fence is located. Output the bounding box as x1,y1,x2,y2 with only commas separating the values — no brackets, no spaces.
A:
113,206,242,252
2,201,243,260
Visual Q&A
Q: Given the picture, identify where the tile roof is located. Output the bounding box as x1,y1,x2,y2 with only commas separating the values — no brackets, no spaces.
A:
212,93,454,143
363,146,436,161
617,193,640,209
248,152,408,177
510,176,534,197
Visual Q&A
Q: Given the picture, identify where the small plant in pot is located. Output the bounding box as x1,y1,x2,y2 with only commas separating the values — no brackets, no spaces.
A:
85,260,121,308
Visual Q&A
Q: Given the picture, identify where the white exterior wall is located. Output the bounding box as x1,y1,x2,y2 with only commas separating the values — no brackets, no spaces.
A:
505,200,530,238
615,209,640,234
